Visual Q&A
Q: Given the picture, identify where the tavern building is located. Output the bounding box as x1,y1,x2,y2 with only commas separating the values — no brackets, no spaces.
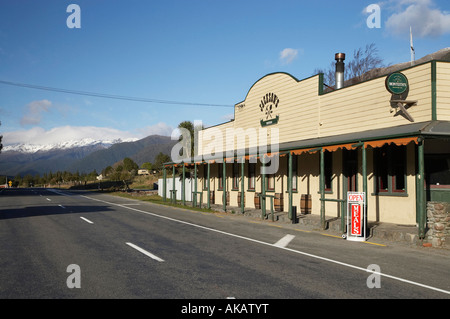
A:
161,49,450,240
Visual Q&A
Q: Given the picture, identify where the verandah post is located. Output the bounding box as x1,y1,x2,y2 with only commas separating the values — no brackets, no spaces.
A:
320,148,325,230
241,158,245,214
288,151,293,221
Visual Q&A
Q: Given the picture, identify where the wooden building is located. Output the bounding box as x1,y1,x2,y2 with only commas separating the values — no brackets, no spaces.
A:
162,51,450,239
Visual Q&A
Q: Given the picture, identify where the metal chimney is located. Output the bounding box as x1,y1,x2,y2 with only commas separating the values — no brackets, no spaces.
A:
335,53,345,89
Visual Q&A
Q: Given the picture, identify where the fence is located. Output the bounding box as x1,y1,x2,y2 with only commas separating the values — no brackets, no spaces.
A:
158,178,193,202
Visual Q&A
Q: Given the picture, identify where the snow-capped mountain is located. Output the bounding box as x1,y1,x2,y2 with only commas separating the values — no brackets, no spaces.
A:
3,137,138,154
0,135,176,176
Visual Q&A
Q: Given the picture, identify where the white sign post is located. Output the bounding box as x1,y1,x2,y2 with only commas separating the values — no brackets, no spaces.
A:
346,192,366,242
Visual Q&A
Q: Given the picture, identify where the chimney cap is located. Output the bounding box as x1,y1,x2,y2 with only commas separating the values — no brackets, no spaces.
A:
335,53,346,61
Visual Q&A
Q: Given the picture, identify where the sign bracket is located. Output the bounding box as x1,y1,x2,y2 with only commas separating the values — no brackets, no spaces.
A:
390,100,417,122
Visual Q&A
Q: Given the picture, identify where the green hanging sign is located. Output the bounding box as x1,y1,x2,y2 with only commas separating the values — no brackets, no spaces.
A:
385,72,409,95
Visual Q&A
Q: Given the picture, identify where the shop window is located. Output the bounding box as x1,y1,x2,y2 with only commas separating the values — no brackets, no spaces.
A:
374,145,407,194
203,165,208,190
291,155,298,192
248,163,256,190
344,150,358,192
218,163,223,191
426,154,450,188
266,174,275,192
232,163,239,190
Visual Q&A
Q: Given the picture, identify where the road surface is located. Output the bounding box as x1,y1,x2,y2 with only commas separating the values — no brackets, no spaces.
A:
1,188,449,302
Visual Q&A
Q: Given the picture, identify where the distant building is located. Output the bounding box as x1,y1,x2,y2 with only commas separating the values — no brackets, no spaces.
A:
138,169,150,176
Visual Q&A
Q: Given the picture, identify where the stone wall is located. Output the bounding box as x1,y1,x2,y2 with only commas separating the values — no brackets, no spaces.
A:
426,202,450,248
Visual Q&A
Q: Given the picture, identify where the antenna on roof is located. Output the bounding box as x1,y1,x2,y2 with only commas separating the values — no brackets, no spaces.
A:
410,26,415,66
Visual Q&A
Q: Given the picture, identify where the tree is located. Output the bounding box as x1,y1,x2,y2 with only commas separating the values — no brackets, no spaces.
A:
141,162,153,171
102,166,113,177
347,43,385,83
123,157,138,173
313,43,385,89
154,152,171,171
177,120,204,158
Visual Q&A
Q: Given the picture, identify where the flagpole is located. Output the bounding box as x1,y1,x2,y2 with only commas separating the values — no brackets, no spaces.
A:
410,26,415,66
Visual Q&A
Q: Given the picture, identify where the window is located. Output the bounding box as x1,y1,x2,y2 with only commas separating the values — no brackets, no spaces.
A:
203,165,208,190
232,163,239,190
218,163,223,191
374,145,407,194
248,163,256,190
425,154,450,188
266,174,275,191
344,150,358,192
291,155,298,192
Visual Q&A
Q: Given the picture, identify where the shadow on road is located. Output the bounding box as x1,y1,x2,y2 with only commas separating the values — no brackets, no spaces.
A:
0,205,113,220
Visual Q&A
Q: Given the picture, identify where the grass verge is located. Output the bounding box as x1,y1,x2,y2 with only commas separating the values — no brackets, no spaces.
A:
109,191,218,214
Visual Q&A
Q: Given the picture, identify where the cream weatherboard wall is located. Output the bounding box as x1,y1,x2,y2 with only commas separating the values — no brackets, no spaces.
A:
437,61,450,119
319,62,432,137
198,61,440,156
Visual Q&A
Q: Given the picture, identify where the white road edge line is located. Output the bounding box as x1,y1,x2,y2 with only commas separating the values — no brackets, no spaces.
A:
126,242,165,262
273,234,296,248
80,217,94,224
80,194,450,296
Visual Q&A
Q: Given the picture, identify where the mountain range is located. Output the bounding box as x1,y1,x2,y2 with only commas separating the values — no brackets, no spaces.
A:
0,135,177,176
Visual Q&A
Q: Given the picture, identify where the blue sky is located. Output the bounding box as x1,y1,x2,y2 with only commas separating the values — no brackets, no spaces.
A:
1,0,449,146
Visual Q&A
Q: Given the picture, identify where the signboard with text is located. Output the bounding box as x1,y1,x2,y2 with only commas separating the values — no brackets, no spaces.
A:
346,192,366,242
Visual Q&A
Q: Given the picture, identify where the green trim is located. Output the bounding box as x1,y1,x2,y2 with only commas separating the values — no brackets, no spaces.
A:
241,160,245,213
318,73,324,95
288,152,293,220
431,61,437,121
320,148,325,229
417,140,426,238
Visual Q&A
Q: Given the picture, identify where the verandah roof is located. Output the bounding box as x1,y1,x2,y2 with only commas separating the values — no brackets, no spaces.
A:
164,120,450,166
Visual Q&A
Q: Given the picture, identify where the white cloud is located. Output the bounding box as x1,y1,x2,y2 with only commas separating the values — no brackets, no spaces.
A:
279,48,299,65
385,0,450,37
136,122,174,137
2,125,138,146
20,99,52,126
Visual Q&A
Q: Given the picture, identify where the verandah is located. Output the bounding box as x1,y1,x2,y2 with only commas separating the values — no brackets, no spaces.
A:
161,136,426,238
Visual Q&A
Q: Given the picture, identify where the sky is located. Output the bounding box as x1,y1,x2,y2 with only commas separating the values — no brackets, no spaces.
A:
0,0,450,146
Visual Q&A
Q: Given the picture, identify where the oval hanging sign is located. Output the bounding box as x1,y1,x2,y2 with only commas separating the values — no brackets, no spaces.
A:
385,72,409,95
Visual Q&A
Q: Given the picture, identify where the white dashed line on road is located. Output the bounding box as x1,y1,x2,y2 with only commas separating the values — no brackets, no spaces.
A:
273,234,296,248
126,242,164,262
80,217,94,224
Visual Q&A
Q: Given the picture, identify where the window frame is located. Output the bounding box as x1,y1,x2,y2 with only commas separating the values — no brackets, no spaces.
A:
374,145,408,196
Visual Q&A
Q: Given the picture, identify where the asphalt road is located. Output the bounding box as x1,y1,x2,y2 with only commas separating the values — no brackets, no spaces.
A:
1,188,449,301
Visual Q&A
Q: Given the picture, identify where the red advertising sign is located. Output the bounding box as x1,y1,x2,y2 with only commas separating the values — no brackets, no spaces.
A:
351,204,362,236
